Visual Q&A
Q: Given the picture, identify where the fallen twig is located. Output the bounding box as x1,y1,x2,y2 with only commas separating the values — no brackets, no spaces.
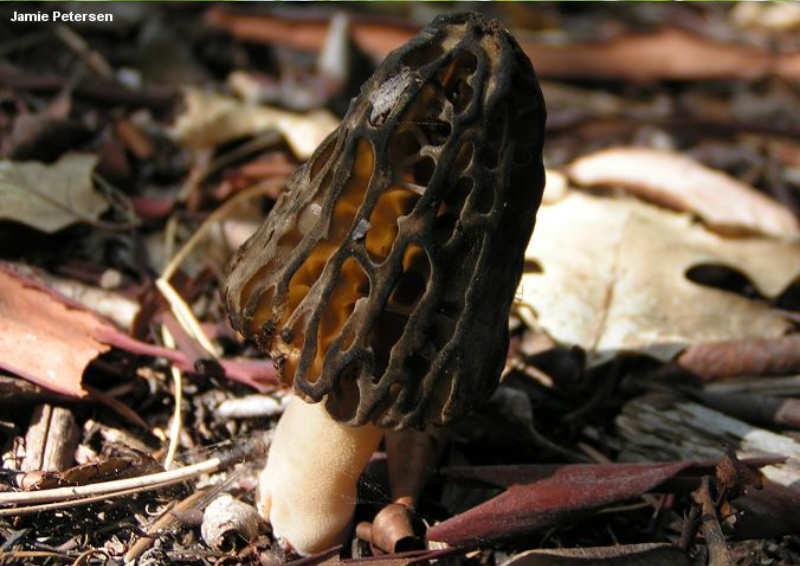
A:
160,326,184,470
0,437,261,508
54,24,113,79
692,477,732,566
0,63,175,109
0,459,218,507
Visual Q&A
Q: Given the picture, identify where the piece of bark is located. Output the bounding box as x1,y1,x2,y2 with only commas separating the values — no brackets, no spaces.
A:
358,426,448,555
0,374,72,404
0,262,277,397
693,390,800,430
18,455,161,491
702,374,800,397
616,394,800,487
21,405,79,473
677,335,800,381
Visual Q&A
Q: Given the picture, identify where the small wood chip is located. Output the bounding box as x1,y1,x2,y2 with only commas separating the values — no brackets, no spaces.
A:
21,404,79,473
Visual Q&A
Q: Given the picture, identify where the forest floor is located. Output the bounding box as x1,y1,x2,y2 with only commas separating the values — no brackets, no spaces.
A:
1,3,799,565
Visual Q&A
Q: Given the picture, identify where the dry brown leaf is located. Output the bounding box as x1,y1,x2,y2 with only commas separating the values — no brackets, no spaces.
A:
170,88,338,159
0,153,108,233
567,147,800,240
517,191,800,361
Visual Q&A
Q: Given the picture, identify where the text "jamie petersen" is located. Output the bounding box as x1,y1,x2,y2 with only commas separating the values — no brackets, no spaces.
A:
10,10,113,23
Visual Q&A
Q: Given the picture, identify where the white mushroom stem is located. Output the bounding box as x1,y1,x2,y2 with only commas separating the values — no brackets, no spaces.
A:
257,395,383,555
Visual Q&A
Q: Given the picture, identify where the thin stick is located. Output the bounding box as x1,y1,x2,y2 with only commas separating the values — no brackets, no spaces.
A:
0,551,68,560
160,326,184,470
93,173,141,230
0,457,222,506
0,479,186,517
54,24,113,78
693,476,733,566
155,278,218,358
163,214,179,270
85,386,149,430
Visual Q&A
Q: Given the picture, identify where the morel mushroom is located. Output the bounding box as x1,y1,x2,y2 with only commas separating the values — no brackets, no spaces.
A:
224,12,546,555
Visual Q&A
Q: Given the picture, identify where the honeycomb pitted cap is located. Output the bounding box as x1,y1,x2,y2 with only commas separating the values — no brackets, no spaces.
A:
225,12,546,429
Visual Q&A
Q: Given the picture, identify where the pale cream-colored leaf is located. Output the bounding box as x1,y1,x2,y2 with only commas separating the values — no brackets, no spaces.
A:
518,191,800,360
0,153,107,233
567,147,800,239
170,88,338,159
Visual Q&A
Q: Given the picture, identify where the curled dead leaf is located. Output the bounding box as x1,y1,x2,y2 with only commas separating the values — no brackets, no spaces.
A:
0,263,277,397
567,147,800,239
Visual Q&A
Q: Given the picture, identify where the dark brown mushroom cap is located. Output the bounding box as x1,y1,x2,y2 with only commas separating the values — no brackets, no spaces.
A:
224,12,546,429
